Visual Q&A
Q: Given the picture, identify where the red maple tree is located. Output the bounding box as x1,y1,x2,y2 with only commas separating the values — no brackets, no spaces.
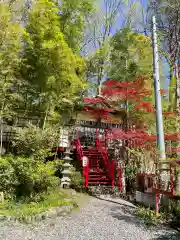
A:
83,77,178,152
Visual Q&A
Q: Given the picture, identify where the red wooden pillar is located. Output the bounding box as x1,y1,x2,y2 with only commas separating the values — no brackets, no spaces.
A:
82,156,89,187
155,191,159,216
85,164,89,187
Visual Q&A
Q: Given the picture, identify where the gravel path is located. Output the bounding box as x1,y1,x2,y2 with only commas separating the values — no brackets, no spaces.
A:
0,196,179,240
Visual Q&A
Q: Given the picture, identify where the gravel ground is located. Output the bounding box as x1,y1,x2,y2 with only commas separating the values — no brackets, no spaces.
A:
0,196,179,240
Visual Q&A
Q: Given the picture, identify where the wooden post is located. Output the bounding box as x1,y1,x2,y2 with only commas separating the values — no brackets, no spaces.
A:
155,191,159,216
111,160,115,188
86,164,89,187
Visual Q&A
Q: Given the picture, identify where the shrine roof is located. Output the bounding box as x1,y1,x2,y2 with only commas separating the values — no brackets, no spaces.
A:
83,95,125,114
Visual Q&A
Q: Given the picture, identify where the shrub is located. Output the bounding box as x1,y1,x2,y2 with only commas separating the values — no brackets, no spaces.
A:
46,160,64,178
69,166,83,190
12,125,59,160
169,200,180,228
0,188,75,220
135,206,164,226
0,155,59,200
0,156,18,199
125,163,138,193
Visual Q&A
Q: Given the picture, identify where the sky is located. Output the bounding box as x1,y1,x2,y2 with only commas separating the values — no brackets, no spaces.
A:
100,0,148,35
100,0,169,89
85,0,169,91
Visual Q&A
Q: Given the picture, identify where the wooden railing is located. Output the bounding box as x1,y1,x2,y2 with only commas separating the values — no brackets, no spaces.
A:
96,129,115,187
74,130,89,187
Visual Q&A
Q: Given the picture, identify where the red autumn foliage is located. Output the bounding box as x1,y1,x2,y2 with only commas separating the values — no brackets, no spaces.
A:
82,77,179,150
84,97,104,104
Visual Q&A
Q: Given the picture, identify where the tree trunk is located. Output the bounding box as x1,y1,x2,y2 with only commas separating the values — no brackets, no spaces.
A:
42,99,50,130
42,109,48,130
175,63,180,192
0,116,3,156
0,100,5,157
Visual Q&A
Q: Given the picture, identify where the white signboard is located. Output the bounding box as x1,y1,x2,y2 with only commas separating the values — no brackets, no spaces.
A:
82,156,88,167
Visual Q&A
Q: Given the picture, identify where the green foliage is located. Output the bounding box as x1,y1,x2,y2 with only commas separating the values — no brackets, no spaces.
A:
107,28,156,134
169,200,180,227
136,206,164,226
168,76,177,111
0,155,59,199
0,188,74,220
21,0,87,123
86,0,125,90
0,156,17,198
46,159,64,178
109,28,153,82
0,3,24,118
59,0,94,52
125,163,138,182
12,125,59,160
87,41,110,86
70,166,83,190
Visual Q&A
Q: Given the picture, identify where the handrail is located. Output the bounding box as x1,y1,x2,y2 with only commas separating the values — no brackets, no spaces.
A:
96,129,114,187
75,129,89,187
75,139,84,160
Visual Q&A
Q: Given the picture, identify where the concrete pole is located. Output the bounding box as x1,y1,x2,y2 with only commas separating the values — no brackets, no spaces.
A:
152,16,168,193
152,16,166,161
175,64,180,192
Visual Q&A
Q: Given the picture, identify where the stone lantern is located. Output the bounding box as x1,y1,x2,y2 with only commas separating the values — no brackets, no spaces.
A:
61,148,73,188
60,127,73,188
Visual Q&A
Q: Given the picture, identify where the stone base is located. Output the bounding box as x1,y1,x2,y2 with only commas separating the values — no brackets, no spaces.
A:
135,191,156,208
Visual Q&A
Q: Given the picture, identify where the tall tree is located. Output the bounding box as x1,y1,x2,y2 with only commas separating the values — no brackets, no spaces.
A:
148,0,180,108
108,29,156,140
58,0,95,53
0,3,24,154
109,29,153,83
21,0,86,127
86,0,126,94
